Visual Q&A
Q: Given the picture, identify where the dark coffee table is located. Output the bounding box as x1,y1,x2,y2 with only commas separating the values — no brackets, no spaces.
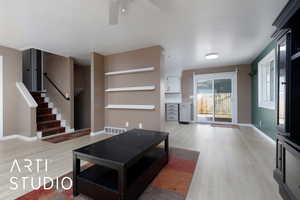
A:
73,129,169,200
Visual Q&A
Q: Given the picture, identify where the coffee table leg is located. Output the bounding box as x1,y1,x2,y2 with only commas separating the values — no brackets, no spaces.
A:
118,168,127,200
165,136,169,160
73,154,80,197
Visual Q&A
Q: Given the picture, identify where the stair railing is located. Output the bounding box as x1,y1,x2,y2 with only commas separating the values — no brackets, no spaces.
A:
43,73,70,101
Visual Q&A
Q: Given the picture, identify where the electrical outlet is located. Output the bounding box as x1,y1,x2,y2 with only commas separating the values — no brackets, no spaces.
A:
139,123,143,129
125,122,129,127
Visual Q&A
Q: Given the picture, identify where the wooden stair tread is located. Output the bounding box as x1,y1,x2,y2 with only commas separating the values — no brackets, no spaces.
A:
37,103,48,108
37,107,51,110
42,127,65,137
37,120,61,131
38,113,55,117
38,102,48,105
42,127,65,132
31,91,67,138
42,127,66,137
37,108,52,115
37,120,60,125
37,114,56,122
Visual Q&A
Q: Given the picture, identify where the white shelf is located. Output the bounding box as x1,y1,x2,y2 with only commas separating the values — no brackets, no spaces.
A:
105,104,155,110
106,86,155,92
166,101,181,104
105,67,155,76
165,91,181,94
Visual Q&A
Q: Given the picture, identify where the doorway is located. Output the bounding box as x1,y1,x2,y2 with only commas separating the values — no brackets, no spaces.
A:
193,72,237,124
74,64,91,130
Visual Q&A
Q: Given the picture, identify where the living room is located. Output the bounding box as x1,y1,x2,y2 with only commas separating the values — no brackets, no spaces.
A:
1,0,300,200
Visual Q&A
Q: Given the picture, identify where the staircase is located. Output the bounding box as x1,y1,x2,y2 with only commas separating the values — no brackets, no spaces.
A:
31,91,66,138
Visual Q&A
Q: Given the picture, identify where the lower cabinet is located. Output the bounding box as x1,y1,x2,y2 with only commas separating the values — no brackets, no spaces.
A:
179,103,191,123
274,139,284,183
284,143,300,200
165,103,179,121
274,136,300,200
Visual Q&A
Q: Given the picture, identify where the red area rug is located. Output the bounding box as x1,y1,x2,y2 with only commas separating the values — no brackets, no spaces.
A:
16,148,199,200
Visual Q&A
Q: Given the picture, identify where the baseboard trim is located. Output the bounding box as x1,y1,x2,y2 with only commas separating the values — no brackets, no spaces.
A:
192,122,275,144
41,131,73,140
237,123,253,127
90,130,105,136
238,123,275,144
37,127,75,139
250,125,276,144
0,135,38,142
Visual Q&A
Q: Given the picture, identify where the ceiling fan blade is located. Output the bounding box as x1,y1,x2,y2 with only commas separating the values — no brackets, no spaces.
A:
148,0,169,10
109,0,120,25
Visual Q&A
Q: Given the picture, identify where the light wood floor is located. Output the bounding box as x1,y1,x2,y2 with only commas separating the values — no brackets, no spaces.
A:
0,123,282,200
165,122,282,200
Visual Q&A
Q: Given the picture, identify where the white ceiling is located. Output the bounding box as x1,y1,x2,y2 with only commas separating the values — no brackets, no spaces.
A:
0,0,288,75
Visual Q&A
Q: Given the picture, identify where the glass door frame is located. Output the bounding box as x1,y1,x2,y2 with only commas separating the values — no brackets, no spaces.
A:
193,71,238,124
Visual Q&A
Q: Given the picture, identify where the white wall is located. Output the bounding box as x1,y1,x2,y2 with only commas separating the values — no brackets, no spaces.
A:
165,74,182,103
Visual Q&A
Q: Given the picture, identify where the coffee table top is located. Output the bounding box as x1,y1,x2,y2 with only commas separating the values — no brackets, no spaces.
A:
74,129,168,166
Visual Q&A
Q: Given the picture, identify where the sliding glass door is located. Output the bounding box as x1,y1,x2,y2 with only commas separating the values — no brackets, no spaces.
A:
196,80,214,122
214,79,232,122
194,72,237,124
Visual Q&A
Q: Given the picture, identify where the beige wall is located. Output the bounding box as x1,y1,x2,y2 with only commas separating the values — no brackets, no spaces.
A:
74,64,91,130
91,53,105,133
181,64,251,123
0,46,22,136
104,46,164,131
43,53,74,128
15,89,37,137
0,45,38,137
160,53,166,131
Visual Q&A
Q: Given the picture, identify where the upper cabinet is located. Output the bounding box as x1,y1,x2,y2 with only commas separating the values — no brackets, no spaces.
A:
272,0,300,136
165,76,181,93
277,37,288,133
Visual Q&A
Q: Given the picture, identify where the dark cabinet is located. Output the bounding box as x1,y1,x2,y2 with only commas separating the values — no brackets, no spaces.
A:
274,139,284,182
273,0,300,138
276,35,290,134
273,1,300,200
285,143,300,200
275,137,300,200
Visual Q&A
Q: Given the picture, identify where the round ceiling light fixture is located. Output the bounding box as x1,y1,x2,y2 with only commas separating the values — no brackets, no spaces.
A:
121,8,126,13
205,53,219,60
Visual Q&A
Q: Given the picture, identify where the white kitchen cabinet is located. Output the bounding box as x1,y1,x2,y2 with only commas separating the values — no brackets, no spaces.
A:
179,103,192,123
166,76,181,93
166,103,179,121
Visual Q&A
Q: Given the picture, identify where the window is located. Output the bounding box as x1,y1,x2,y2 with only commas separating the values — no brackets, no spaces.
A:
258,49,276,109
